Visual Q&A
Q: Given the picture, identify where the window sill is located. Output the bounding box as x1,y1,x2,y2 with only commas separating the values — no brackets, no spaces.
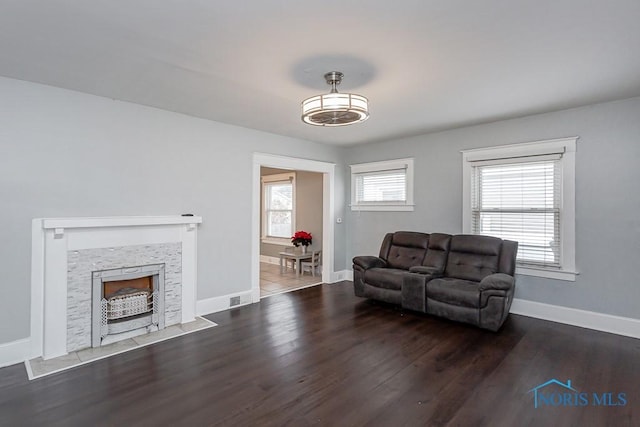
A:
261,237,291,246
350,204,415,212
516,266,578,282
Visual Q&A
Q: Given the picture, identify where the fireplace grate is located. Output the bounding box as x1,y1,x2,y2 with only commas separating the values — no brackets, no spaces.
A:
103,289,153,320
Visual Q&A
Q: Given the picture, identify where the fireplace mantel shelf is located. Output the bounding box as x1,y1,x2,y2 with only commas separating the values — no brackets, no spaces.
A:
42,215,202,230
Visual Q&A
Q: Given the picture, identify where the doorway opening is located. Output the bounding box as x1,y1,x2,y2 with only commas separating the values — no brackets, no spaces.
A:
259,167,323,297
251,154,335,301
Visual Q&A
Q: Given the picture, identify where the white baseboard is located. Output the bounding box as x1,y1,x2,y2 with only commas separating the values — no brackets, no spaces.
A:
259,255,280,265
339,271,638,340
329,270,353,283
6,289,635,368
196,290,254,316
510,298,640,339
0,338,32,368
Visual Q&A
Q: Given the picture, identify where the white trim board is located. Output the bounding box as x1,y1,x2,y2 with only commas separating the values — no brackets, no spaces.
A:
510,298,640,340
0,338,32,368
42,215,202,230
196,291,254,316
252,153,336,303
337,270,354,282
350,158,415,212
198,266,349,316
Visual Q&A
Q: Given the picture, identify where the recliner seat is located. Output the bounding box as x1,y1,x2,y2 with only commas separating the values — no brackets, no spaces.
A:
353,231,429,306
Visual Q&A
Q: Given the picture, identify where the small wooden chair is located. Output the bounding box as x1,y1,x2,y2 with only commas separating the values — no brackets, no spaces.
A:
301,250,322,277
282,246,297,272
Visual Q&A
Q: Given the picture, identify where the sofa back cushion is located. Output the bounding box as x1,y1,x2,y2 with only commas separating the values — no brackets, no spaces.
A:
445,235,502,282
498,239,518,275
422,233,451,273
381,231,429,270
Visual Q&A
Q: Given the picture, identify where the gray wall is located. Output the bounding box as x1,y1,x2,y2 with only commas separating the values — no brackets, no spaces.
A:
345,97,640,320
295,171,323,252
0,76,345,344
2,73,637,347
260,168,323,258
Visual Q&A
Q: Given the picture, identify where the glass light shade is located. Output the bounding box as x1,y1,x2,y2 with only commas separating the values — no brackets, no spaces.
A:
301,92,369,126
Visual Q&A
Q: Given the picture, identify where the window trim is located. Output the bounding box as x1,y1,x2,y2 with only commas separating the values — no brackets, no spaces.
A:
261,172,295,245
350,158,414,211
461,137,578,281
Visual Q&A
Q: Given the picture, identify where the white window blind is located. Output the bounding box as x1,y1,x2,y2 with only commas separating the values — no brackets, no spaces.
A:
350,158,414,211
355,168,407,204
471,156,562,268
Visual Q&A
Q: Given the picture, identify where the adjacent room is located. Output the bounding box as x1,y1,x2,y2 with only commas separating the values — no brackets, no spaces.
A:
1,1,639,425
259,167,324,297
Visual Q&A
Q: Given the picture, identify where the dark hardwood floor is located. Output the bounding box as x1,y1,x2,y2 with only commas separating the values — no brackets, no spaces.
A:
1,281,638,426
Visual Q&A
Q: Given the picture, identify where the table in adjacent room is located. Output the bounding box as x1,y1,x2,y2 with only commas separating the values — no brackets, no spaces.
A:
278,251,313,277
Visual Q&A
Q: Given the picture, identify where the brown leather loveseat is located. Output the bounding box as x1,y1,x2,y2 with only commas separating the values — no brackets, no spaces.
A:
352,231,518,331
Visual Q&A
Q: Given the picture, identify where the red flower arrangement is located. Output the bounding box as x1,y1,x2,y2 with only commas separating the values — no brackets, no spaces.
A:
291,230,312,247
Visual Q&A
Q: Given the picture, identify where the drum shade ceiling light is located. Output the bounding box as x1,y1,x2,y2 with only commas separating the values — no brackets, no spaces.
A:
301,71,369,126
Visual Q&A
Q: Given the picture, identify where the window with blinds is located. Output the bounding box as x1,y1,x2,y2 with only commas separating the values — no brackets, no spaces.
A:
471,156,562,268
355,169,407,204
462,137,577,281
350,158,414,211
262,173,295,241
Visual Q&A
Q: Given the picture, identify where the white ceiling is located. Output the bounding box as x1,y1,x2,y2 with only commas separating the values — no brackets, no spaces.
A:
2,1,640,146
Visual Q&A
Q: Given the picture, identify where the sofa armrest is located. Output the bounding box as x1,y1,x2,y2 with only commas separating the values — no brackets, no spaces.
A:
353,256,387,270
479,273,515,291
408,266,443,277
402,272,432,313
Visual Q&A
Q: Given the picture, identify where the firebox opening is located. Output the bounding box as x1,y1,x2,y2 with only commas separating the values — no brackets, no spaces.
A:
103,275,154,322
92,264,166,348
104,276,153,299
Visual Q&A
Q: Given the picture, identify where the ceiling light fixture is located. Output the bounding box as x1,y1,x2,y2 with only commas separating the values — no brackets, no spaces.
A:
301,71,369,126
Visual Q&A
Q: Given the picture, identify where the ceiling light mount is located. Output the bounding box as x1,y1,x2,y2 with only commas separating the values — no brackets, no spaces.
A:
301,71,369,127
324,71,343,93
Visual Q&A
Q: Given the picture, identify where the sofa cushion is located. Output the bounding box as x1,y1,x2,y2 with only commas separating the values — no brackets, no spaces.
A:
387,246,427,270
364,268,407,291
422,233,451,272
385,232,429,270
444,235,502,281
426,278,480,308
391,231,429,248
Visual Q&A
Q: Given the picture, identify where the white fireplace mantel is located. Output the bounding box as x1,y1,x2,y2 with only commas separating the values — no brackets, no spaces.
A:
31,215,202,360
42,215,202,233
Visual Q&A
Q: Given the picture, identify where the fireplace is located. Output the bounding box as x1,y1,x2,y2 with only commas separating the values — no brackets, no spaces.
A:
92,264,165,347
32,215,201,360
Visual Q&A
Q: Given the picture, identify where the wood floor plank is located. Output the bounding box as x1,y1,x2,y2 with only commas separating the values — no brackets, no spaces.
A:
0,282,638,426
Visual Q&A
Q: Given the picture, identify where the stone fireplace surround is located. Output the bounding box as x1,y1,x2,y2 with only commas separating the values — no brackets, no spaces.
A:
74,248,173,351
31,216,202,360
